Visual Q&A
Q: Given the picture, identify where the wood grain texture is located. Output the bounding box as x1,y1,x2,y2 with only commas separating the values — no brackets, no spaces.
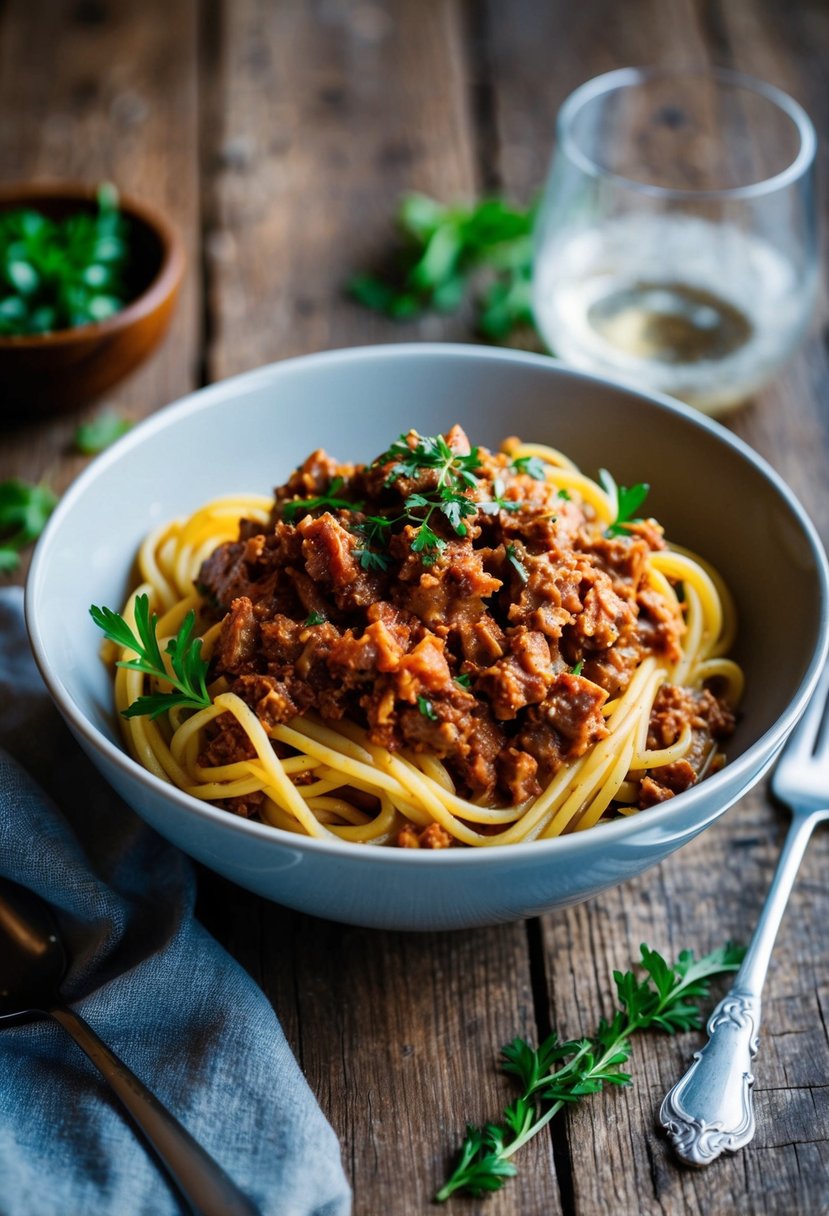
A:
202,0,480,383
198,2,555,1212
0,0,200,583
484,1,829,1213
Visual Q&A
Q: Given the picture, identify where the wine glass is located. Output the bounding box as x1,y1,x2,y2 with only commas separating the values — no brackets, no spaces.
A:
532,67,818,416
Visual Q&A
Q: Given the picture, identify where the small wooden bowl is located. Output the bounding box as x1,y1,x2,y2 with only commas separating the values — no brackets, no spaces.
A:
0,182,185,420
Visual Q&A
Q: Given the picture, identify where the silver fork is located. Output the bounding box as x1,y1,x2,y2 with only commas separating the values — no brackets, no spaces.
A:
659,658,829,1166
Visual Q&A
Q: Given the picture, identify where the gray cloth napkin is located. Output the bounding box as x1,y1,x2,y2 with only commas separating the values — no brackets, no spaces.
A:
0,586,351,1216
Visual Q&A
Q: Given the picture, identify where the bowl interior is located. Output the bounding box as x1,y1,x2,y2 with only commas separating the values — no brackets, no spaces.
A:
28,345,828,811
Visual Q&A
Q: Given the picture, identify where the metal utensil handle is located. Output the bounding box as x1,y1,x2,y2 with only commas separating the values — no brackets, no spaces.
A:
659,808,821,1166
50,1004,259,1216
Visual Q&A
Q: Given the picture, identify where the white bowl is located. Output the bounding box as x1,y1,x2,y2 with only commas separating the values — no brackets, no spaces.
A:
26,345,829,930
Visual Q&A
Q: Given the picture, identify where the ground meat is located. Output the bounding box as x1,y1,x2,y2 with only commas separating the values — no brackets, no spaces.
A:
648,684,736,748
397,823,453,849
197,426,736,815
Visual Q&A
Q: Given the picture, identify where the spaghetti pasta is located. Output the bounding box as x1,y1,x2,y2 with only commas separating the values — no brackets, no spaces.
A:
101,429,741,848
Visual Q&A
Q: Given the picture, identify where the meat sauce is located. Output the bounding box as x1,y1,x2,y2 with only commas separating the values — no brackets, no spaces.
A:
197,426,735,843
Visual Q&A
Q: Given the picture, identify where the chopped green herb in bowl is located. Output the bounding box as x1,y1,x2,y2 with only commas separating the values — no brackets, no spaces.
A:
0,181,184,416
0,185,132,336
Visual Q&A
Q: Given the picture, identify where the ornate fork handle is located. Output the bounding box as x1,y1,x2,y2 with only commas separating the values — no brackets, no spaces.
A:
659,989,760,1165
659,805,829,1166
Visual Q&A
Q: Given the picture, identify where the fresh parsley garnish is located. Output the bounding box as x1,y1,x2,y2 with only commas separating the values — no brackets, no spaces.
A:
378,432,483,489
0,184,131,335
454,673,472,689
417,695,438,722
349,193,537,341
354,545,391,572
370,431,518,562
74,412,133,455
303,610,326,626
0,480,57,572
570,659,584,677
436,941,745,1201
89,594,211,719
478,477,521,516
599,469,650,537
509,455,547,481
505,543,529,584
282,476,363,521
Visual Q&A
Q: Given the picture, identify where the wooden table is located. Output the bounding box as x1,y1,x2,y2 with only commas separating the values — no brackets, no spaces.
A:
3,2,829,1213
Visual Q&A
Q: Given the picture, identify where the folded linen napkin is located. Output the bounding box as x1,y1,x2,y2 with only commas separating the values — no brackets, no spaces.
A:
0,586,351,1216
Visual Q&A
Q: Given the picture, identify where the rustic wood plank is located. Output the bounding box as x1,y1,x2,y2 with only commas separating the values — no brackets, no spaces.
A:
202,0,481,383
199,2,558,1212
483,0,829,1213
0,0,200,584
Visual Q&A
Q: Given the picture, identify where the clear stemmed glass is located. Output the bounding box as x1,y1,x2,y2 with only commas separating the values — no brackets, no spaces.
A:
532,67,818,416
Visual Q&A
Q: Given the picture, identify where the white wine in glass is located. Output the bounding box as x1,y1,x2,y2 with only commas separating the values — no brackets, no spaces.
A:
533,68,818,416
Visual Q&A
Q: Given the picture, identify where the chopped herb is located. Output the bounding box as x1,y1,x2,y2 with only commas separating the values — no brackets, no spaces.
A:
417,695,438,722
0,479,57,572
74,412,133,455
509,455,547,481
89,594,211,719
0,184,132,335
557,488,571,501
304,610,326,627
378,432,483,488
349,193,537,342
354,545,391,573
571,660,584,677
505,543,529,584
283,476,363,521
371,432,484,562
454,673,473,689
599,469,650,538
478,477,521,516
436,941,745,1201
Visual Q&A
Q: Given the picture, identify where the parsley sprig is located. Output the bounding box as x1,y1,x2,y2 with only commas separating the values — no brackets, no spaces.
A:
282,476,363,521
436,941,745,1201
509,454,547,481
280,432,531,568
355,432,521,565
74,412,133,455
599,468,650,538
349,193,536,341
0,480,57,572
89,594,211,719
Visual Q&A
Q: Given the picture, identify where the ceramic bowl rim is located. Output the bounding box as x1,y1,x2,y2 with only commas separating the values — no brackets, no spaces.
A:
25,343,829,866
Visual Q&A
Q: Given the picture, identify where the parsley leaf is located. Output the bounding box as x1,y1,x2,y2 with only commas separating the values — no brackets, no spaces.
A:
350,194,537,342
505,543,529,584
283,477,363,521
354,545,391,572
417,695,438,722
509,455,547,481
304,610,326,626
0,479,57,572
454,673,472,689
435,941,745,1202
89,594,211,719
372,431,485,561
74,412,133,455
571,660,584,676
599,468,650,537
479,477,521,516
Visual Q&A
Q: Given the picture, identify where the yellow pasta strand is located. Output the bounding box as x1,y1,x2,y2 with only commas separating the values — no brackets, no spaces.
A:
103,464,743,849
